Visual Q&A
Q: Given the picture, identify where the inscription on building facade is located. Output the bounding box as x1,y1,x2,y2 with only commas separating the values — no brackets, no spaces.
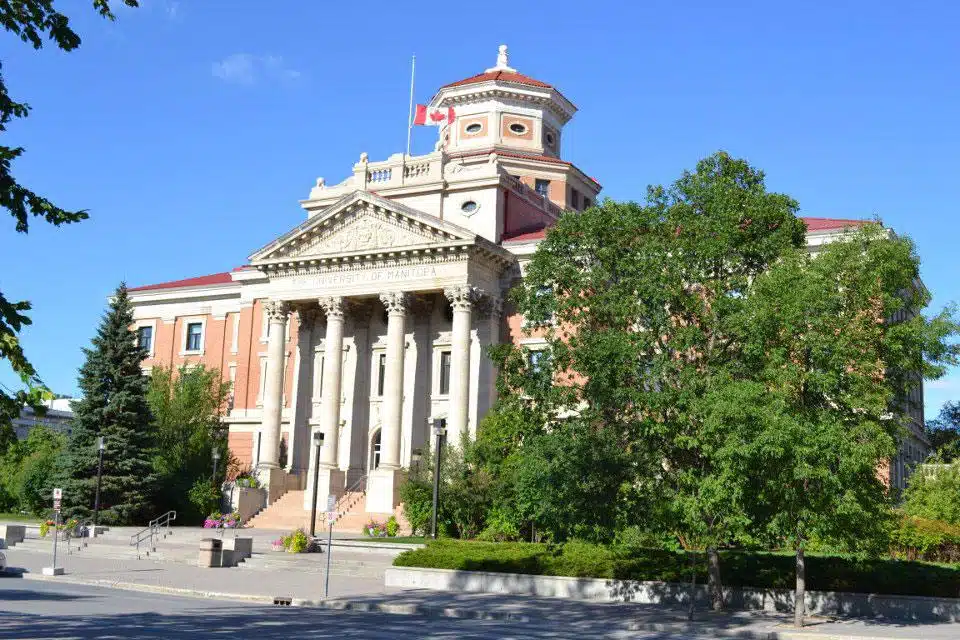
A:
277,265,441,290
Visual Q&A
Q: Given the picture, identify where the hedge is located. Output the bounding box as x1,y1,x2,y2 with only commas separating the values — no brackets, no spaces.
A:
394,539,960,599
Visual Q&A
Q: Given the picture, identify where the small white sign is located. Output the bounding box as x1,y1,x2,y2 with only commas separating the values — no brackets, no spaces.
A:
326,494,336,511
53,499,61,512
53,488,62,500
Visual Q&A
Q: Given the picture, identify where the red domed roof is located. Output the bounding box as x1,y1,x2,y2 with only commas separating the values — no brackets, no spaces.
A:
442,70,553,90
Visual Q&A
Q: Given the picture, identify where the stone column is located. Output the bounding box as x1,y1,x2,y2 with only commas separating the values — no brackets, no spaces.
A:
308,296,348,510
367,291,409,514
474,295,503,434
378,292,408,470
290,306,319,479
445,285,481,443
258,300,289,502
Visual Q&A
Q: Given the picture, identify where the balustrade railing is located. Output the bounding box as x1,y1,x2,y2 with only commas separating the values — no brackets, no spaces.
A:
503,174,564,219
368,168,392,183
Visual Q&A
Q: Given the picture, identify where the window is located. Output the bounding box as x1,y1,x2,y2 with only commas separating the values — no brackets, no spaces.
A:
185,322,203,352
377,353,387,397
545,131,555,146
535,179,550,198
461,200,478,214
509,122,527,135
528,349,547,374
465,122,482,134
439,351,452,395
583,197,592,210
136,326,153,353
570,188,580,210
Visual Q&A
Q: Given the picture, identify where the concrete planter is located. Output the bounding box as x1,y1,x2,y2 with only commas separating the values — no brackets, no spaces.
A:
385,566,960,623
226,485,267,523
0,526,25,547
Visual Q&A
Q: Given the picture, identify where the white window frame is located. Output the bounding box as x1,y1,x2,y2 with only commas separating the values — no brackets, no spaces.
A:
371,348,387,398
180,317,206,356
134,319,157,358
231,313,240,354
521,284,556,329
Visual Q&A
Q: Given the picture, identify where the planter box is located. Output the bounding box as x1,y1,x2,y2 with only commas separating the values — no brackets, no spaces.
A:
385,566,960,623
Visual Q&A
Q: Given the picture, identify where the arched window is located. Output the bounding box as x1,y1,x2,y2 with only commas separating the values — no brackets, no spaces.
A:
370,428,382,471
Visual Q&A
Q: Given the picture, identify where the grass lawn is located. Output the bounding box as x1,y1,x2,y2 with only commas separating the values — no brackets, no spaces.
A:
348,536,426,544
0,512,43,524
394,539,960,599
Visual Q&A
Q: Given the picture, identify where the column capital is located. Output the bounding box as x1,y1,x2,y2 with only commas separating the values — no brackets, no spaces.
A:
380,292,410,316
319,296,347,320
445,285,483,312
294,305,320,331
264,300,290,322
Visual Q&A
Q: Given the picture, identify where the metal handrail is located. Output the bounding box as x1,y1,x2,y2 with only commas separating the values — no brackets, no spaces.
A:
330,474,368,526
129,510,176,557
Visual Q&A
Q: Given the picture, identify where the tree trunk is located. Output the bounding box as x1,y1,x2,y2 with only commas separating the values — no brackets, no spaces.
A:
707,546,724,611
794,546,806,628
687,550,698,621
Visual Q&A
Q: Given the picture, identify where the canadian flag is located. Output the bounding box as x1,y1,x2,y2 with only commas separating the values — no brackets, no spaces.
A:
414,105,455,126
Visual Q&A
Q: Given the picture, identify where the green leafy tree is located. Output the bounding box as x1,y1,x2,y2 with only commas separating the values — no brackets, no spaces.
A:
57,284,157,524
148,364,231,522
926,401,960,463
493,153,805,608
733,224,959,626
0,1,138,425
0,425,65,514
902,464,960,525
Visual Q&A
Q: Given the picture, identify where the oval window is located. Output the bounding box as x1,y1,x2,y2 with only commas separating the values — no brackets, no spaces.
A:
509,122,527,135
461,200,478,214
545,132,555,145
465,123,483,134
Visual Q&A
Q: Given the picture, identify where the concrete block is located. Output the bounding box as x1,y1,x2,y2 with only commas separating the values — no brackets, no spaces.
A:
0,525,25,547
223,537,253,560
41,567,64,576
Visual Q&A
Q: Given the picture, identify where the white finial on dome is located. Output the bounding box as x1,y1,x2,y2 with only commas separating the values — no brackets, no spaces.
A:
486,44,516,73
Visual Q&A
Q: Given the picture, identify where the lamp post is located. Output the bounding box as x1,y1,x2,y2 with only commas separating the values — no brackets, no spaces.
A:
309,430,325,537
429,419,446,540
411,449,422,475
93,436,105,537
211,448,221,483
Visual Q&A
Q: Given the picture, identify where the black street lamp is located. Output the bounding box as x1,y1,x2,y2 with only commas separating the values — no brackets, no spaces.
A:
93,436,105,537
309,430,325,537
429,418,446,540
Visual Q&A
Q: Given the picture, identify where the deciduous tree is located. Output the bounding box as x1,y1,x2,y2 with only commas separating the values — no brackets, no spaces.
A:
0,1,138,424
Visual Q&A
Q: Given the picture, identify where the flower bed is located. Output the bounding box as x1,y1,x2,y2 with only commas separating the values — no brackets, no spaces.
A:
203,511,241,529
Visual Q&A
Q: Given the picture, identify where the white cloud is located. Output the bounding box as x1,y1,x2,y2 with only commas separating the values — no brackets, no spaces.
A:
211,53,302,86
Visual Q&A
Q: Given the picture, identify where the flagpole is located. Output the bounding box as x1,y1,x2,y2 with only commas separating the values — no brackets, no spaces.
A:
406,54,416,158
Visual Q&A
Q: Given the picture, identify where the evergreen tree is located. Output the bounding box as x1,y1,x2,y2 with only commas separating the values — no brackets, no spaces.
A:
58,284,157,524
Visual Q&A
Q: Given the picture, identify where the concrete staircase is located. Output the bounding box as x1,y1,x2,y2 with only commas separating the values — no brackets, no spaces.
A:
245,488,408,536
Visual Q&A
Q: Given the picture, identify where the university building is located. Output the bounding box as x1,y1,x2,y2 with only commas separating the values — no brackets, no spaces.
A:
127,46,928,525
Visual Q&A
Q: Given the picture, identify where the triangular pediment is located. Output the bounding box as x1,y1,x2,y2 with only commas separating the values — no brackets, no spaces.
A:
249,191,478,264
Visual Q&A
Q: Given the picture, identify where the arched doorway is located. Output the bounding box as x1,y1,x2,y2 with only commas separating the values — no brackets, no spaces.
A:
369,428,381,472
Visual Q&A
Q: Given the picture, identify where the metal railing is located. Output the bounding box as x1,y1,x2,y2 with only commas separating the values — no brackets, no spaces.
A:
330,474,368,527
129,510,176,558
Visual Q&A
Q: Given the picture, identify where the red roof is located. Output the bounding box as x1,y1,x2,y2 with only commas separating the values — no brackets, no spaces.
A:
802,217,870,232
442,70,552,90
503,217,870,243
129,271,235,292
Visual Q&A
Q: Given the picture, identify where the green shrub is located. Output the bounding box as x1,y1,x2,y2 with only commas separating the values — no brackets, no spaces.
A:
890,515,960,563
386,516,400,537
399,478,432,536
287,529,309,553
394,539,960,598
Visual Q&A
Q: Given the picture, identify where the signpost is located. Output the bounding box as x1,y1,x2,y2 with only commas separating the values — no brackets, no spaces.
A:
43,488,64,576
324,494,336,599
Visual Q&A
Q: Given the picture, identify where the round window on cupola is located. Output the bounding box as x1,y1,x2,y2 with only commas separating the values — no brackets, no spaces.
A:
465,123,483,135
545,132,555,146
461,200,479,216
509,122,528,135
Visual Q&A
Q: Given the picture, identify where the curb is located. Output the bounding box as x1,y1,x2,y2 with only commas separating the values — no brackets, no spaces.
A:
20,572,274,604
626,619,900,640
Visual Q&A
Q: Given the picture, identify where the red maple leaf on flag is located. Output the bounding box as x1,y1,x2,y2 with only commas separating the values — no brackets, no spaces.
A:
430,110,446,122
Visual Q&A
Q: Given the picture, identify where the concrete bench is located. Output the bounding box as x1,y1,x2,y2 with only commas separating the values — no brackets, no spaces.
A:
0,526,25,547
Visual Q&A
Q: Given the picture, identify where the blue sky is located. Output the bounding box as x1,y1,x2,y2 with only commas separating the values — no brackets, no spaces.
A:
2,0,958,418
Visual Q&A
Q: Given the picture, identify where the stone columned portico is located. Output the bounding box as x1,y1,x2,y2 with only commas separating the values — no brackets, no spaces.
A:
248,190,512,514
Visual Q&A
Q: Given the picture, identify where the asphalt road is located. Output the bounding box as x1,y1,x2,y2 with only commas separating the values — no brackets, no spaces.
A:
0,578,698,639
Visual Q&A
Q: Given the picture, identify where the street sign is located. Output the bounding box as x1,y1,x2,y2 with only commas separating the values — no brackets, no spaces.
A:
326,494,337,525
53,488,62,500
53,499,61,512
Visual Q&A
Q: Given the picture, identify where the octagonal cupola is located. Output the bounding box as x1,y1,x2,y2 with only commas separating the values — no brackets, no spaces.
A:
429,45,577,158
